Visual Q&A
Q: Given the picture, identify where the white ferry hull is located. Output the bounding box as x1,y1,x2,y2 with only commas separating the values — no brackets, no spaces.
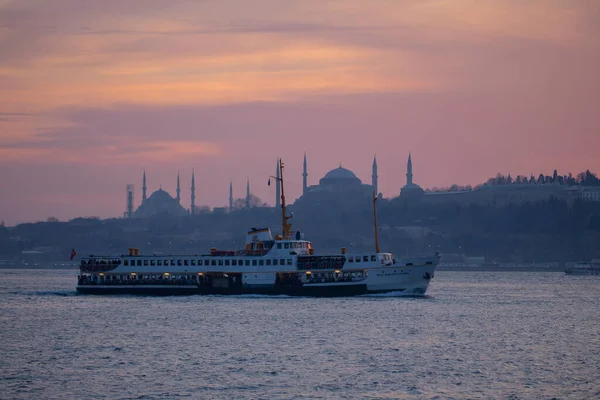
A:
76,262,437,297
564,262,600,276
364,264,436,295
564,269,600,276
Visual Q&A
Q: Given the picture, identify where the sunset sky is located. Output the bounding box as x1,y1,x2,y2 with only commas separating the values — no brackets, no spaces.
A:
1,0,599,225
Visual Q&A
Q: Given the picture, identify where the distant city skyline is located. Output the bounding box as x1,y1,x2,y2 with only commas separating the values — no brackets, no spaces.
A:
0,1,599,225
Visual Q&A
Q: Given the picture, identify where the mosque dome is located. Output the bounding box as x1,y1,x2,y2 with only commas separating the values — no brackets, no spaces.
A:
319,165,362,186
323,166,359,180
401,182,424,195
402,183,422,190
133,188,188,218
147,189,173,202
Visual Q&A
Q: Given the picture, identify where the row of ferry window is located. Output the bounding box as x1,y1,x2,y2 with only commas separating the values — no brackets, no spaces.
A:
123,258,294,267
348,255,377,263
276,242,309,249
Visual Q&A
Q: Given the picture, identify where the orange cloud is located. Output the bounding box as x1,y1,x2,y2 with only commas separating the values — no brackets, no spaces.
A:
0,0,598,224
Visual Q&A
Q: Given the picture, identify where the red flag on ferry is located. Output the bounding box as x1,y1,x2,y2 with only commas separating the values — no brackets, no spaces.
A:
70,248,76,260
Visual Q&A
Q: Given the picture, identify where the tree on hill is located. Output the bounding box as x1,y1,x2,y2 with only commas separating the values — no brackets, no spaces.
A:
537,174,545,184
577,170,600,186
231,194,268,210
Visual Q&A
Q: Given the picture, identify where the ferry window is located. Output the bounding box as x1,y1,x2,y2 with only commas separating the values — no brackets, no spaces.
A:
245,260,250,266
157,260,162,266
363,256,369,262
225,260,230,266
218,260,223,266
184,260,189,266
171,260,176,266
252,260,257,266
348,258,353,263
204,260,210,266
191,260,196,266
124,260,129,266
277,243,282,249
280,259,285,265
211,260,216,266
259,260,264,266
232,260,237,266
177,260,182,266
355,256,360,262
273,259,278,266
284,243,289,249
143,260,148,266
287,259,292,265
151,260,156,266
371,255,376,262
266,259,271,266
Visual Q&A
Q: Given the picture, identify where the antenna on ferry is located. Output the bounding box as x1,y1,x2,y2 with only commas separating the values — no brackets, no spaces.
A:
271,158,293,239
280,159,293,238
373,191,380,253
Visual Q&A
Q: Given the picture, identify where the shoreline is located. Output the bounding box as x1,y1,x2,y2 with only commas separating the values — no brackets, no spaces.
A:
1,265,566,272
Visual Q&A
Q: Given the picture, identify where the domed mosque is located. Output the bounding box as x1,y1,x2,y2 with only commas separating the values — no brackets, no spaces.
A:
288,152,421,205
291,153,380,206
133,171,189,217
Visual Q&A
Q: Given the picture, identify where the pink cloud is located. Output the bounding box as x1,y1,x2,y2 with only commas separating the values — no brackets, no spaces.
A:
0,0,599,224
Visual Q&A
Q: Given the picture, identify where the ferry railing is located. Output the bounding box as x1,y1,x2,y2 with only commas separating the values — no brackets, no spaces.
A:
80,259,120,273
236,249,270,256
283,231,299,240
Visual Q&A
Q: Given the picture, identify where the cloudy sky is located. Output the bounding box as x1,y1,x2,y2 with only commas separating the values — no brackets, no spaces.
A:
1,0,598,225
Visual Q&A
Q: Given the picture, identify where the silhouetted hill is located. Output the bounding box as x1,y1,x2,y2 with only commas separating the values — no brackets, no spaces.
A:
2,198,600,265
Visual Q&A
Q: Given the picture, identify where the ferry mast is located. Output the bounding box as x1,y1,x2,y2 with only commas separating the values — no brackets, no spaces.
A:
278,159,293,238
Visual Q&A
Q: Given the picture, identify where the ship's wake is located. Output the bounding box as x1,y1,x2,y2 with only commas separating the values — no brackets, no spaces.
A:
362,291,434,299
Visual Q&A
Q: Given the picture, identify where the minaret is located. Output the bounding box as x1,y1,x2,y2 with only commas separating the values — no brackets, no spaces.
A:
246,178,251,210
176,171,181,203
190,170,195,215
142,170,147,204
275,158,281,208
229,181,233,211
372,155,378,195
406,153,413,186
302,152,308,195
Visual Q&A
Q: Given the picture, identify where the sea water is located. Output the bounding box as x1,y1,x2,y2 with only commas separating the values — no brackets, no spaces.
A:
1,269,599,399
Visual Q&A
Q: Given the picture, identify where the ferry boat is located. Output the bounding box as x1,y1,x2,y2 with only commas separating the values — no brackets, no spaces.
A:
564,261,600,276
76,160,440,296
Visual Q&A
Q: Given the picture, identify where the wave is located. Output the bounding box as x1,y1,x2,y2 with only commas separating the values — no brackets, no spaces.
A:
205,294,293,299
5,290,79,297
361,291,434,298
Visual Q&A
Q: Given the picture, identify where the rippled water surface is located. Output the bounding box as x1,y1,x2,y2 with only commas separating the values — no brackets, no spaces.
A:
1,269,599,399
